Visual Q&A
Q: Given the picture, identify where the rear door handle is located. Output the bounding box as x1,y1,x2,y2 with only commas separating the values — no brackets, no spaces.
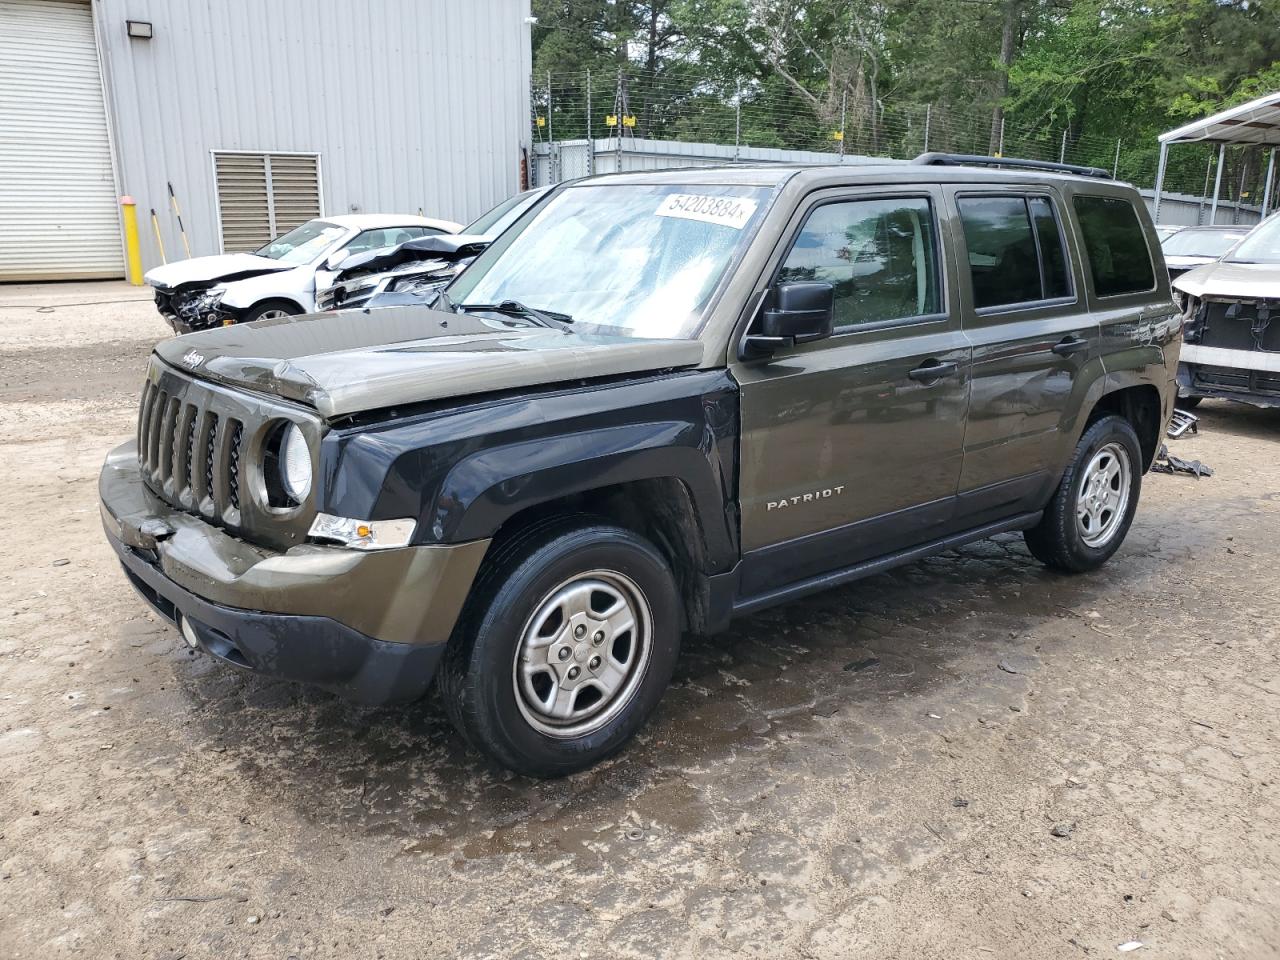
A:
1052,336,1089,357
908,360,958,382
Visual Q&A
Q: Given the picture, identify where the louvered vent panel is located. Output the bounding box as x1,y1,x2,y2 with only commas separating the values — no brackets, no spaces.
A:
267,154,322,234
213,152,272,252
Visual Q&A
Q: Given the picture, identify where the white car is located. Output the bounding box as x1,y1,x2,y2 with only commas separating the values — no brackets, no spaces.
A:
144,214,462,334
1159,225,1250,281
1172,213,1280,409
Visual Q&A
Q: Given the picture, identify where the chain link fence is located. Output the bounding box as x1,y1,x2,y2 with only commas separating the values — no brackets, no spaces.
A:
532,70,1275,219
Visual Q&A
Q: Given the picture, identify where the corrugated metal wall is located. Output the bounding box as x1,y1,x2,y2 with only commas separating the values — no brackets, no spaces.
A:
96,0,532,269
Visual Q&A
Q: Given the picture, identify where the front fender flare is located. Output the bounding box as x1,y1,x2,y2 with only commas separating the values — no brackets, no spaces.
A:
434,420,736,567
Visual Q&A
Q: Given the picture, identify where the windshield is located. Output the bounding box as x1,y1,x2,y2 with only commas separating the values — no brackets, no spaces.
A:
255,220,347,265
1162,229,1246,258
450,184,771,339
465,190,543,238
1227,215,1280,263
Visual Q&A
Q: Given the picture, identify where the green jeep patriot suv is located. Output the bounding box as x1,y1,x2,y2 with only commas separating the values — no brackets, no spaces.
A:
100,155,1180,776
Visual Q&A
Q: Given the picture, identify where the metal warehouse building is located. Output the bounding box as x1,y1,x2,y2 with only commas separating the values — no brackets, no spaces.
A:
0,0,533,281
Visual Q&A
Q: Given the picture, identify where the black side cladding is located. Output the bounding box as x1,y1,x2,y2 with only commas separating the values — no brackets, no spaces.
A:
320,369,742,570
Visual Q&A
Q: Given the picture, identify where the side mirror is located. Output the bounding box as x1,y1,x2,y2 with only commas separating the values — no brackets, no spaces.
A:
324,249,350,271
741,281,834,359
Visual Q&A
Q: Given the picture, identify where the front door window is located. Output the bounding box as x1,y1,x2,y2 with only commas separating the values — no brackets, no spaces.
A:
778,196,942,328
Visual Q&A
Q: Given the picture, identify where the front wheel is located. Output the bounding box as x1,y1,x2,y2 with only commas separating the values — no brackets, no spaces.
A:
1175,396,1202,410
439,520,682,777
242,299,302,324
1024,415,1143,573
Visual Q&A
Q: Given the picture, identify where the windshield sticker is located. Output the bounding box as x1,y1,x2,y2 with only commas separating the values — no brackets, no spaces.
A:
655,194,759,229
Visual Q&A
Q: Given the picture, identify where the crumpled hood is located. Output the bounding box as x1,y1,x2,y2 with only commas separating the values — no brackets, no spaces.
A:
1173,259,1280,300
144,254,295,289
153,305,705,418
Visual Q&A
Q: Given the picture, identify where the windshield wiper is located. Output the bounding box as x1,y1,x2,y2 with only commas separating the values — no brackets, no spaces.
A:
456,299,574,330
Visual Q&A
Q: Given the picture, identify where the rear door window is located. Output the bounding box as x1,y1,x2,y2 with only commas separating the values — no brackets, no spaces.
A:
1072,195,1155,297
957,195,1072,309
778,196,941,328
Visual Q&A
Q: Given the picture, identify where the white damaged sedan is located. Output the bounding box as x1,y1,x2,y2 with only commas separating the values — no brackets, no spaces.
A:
144,214,461,334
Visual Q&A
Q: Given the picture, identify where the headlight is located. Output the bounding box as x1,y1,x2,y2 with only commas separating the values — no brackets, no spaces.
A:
280,423,312,502
307,513,416,550
348,275,383,293
197,286,226,308
391,275,449,296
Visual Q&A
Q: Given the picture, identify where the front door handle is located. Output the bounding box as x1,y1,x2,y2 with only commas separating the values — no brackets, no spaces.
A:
908,360,958,383
1052,336,1089,357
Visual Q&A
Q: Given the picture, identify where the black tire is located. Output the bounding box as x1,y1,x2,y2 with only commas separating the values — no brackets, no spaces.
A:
1024,415,1143,573
242,299,302,324
439,518,682,778
1175,396,1202,410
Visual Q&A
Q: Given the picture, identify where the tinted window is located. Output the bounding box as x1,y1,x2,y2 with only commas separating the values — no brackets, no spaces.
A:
959,196,1072,309
1029,197,1071,299
778,197,941,327
1072,196,1155,296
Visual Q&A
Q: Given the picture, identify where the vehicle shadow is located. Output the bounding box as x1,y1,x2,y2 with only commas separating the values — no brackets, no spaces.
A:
1188,398,1280,441
176,531,1117,860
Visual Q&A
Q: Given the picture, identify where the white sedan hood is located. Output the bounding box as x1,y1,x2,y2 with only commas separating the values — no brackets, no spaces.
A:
144,254,294,289
1172,260,1280,300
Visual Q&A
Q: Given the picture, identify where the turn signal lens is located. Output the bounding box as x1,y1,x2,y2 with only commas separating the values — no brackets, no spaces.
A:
307,513,415,551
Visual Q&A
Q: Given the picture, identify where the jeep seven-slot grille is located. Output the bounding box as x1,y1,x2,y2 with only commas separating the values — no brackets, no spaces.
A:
134,364,318,551
137,380,245,524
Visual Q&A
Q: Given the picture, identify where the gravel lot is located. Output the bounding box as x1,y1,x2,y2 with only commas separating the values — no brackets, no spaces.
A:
2,282,1278,959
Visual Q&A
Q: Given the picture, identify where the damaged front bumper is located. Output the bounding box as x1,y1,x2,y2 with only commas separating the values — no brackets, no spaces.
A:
153,285,233,334
1179,297,1280,407
99,441,489,704
1177,344,1280,408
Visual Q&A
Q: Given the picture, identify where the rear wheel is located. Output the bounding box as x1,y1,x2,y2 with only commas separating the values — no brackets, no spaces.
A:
1024,415,1142,573
242,299,302,324
439,519,682,777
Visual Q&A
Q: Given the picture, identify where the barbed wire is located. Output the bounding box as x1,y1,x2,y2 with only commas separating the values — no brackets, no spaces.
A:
530,70,1272,203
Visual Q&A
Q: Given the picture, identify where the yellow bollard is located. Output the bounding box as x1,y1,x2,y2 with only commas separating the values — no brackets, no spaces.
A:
119,196,144,285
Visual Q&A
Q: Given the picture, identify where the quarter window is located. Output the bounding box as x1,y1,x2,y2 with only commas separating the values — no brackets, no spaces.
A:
958,195,1071,309
778,197,941,328
1072,195,1155,296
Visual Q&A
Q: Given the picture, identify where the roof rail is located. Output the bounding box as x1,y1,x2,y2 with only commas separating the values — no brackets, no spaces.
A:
912,152,1112,180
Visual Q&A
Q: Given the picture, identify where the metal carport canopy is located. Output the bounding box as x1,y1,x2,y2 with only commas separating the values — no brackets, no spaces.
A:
1153,90,1280,222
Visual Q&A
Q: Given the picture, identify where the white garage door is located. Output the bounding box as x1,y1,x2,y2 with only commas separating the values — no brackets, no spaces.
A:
0,0,122,280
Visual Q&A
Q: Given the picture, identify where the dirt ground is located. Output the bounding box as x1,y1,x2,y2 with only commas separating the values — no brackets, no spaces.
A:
1,281,1278,960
